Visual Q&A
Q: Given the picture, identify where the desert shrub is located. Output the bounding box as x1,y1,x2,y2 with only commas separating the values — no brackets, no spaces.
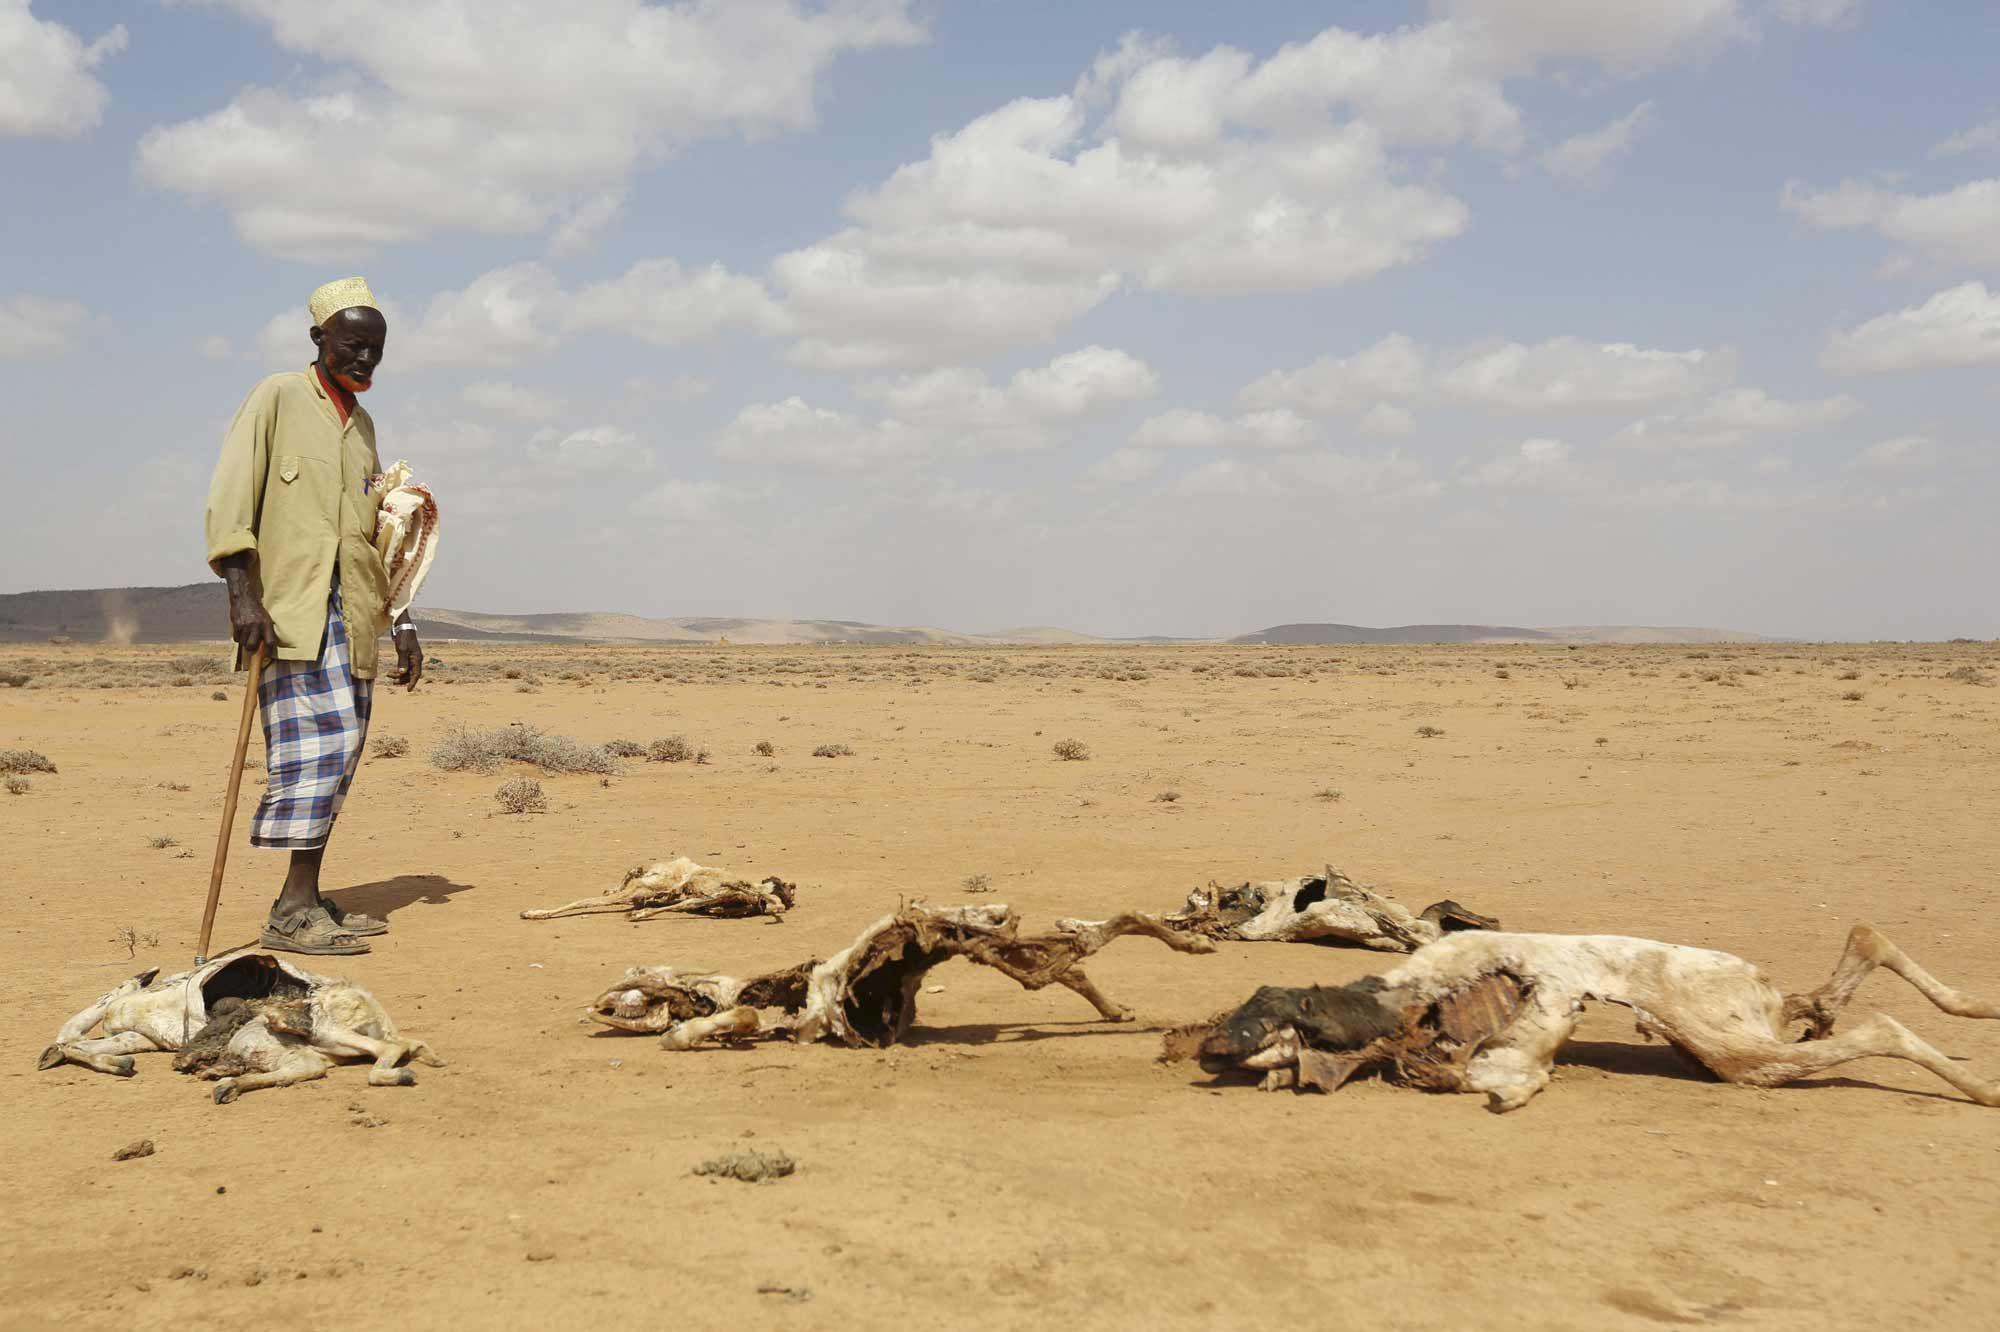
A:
1494,668,1511,680
1154,789,1181,803
1314,787,1343,801
4,776,28,795
695,749,712,764
961,873,992,893
0,748,55,775
753,740,775,756
211,690,228,701
0,670,30,688
167,654,221,675
649,734,695,763
1840,690,1865,702
1415,725,1445,738
1945,665,1992,686
1051,738,1090,761
430,723,618,775
692,1149,794,1183
1838,670,1860,681
1562,677,1581,690
602,739,647,758
495,777,547,814
371,734,410,759
148,835,178,849
812,742,854,758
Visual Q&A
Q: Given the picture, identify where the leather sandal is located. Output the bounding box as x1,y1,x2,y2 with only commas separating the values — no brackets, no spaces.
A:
321,900,389,936
261,905,370,955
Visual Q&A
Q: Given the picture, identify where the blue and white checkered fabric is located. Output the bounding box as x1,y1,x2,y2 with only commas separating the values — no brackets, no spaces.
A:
250,578,373,850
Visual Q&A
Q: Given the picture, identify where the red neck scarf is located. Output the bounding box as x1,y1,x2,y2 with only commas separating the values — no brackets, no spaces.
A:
315,362,355,427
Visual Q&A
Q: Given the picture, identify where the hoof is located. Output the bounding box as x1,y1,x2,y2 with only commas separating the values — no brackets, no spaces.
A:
368,1068,417,1087
112,1055,137,1078
213,1079,241,1104
36,1045,63,1071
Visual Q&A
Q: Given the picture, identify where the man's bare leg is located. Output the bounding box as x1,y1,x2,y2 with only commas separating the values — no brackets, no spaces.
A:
274,846,327,919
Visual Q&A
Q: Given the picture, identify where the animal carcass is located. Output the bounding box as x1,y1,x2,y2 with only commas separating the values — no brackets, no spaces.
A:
522,856,796,921
590,902,1215,1050
1167,924,2000,1113
39,951,440,1103
1166,866,1497,950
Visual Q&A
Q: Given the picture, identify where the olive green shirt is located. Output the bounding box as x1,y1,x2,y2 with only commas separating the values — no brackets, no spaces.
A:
204,369,391,679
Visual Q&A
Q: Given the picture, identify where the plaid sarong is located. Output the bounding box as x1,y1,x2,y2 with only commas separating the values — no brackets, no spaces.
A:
250,577,373,850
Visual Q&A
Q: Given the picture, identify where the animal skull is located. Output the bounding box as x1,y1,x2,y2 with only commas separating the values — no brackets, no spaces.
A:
1166,865,1497,950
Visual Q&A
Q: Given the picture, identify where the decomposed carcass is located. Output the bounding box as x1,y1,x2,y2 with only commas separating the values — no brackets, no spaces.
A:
1167,924,2000,1113
39,951,441,1103
590,902,1216,1051
522,856,796,922
1166,865,1497,951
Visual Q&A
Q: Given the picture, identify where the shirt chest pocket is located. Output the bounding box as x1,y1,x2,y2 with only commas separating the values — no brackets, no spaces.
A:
279,456,301,484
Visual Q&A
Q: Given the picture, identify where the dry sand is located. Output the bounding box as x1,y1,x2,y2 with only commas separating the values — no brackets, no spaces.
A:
2,640,1997,1330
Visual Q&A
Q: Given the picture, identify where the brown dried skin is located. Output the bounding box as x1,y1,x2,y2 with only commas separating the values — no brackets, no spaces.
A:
592,903,1215,1051
1165,866,1498,952
523,856,797,922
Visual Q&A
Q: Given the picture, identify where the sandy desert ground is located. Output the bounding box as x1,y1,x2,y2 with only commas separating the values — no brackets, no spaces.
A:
2,638,1997,1330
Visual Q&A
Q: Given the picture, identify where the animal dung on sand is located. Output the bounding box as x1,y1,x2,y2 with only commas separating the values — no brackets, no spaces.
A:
39,952,442,1104
521,856,796,922
588,901,1216,1052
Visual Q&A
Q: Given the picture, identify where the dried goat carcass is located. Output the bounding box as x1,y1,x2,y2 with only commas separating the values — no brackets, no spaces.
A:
39,951,440,1103
522,856,796,922
1166,865,1497,951
590,902,1215,1050
1167,924,2000,1113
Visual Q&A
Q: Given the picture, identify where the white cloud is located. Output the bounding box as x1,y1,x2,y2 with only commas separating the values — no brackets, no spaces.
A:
1461,436,1590,490
0,3,125,139
197,334,232,360
462,380,565,420
1132,406,1319,451
1782,177,2000,269
1439,336,1731,412
1005,346,1158,418
774,22,1504,369
1855,435,1932,469
714,397,925,471
1768,0,1864,27
1428,0,1747,69
1931,117,2000,160
1614,387,1862,449
568,258,789,346
1541,101,1658,183
547,190,627,258
538,424,652,475
137,0,925,259
0,293,91,358
1823,281,2000,373
633,477,723,521
1176,447,1431,500
1751,454,1792,475
1237,334,1426,418
1082,447,1162,488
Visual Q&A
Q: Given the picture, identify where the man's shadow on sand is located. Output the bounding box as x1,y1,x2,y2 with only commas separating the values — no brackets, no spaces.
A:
327,874,477,921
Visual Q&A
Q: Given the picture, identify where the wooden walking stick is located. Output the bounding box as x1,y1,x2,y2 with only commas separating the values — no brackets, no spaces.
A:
196,649,266,964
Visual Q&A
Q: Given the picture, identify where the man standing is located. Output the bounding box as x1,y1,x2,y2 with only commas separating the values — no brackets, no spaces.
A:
204,277,423,955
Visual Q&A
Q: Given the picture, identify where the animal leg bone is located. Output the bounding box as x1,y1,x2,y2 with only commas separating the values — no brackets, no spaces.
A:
1056,970,1132,1023
1785,924,2000,1037
661,1007,761,1050
1690,1013,2000,1106
314,1024,442,1086
213,1048,334,1103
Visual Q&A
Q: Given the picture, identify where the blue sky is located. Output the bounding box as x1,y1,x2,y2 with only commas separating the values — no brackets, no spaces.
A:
2,1,1995,638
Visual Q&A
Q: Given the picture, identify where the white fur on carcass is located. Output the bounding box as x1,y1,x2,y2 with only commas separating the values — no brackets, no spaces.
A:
40,951,441,1103
1237,926,2000,1113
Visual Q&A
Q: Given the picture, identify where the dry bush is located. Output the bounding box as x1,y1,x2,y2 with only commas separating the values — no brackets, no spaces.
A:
4,776,28,795
1840,690,1865,702
649,735,695,763
1944,665,1992,686
431,723,618,775
371,735,410,759
961,873,992,894
753,740,775,756
812,742,854,758
148,835,178,849
495,777,547,814
603,739,646,758
211,690,228,701
0,670,30,688
692,1149,795,1183
1051,738,1090,761
1314,787,1343,801
1415,725,1445,738
0,749,56,775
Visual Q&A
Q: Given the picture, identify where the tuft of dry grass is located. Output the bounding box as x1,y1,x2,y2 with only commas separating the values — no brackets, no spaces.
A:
753,740,775,756
495,777,547,814
692,1149,795,1183
1840,690,1865,702
1051,738,1090,761
431,723,618,775
1154,789,1180,803
812,742,854,758
371,735,410,759
4,776,29,795
649,735,695,763
0,748,56,775
602,739,647,758
1415,725,1445,738
148,835,178,849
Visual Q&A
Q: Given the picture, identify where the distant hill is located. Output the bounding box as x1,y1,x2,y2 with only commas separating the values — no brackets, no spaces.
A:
1230,622,1779,645
0,584,1776,648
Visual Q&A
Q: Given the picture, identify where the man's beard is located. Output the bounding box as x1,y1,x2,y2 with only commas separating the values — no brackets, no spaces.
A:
334,370,373,393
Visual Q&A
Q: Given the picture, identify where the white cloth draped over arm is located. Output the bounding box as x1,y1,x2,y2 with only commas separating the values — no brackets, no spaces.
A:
370,460,439,621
